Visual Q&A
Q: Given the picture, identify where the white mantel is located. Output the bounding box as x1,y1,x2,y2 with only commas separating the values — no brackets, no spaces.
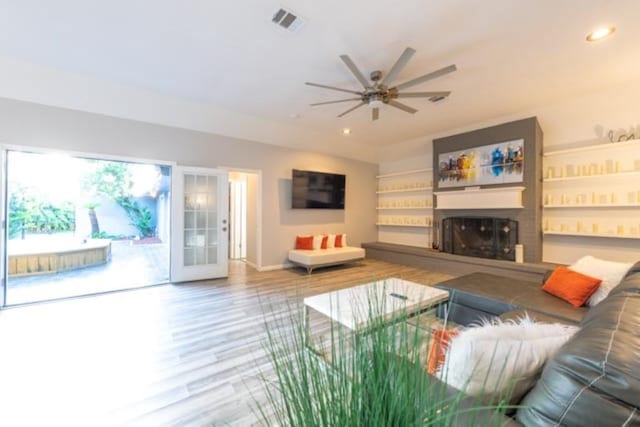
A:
434,186,526,209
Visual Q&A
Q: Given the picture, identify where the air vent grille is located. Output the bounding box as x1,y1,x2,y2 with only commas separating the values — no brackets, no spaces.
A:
272,7,304,32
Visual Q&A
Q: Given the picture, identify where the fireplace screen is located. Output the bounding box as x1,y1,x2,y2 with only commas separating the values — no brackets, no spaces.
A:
442,217,518,261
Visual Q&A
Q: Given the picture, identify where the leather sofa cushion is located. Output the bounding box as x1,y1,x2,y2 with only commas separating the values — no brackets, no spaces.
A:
498,308,574,325
516,266,640,426
436,272,586,325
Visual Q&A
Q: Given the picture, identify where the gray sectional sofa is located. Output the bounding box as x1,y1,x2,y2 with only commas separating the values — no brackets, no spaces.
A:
432,261,640,426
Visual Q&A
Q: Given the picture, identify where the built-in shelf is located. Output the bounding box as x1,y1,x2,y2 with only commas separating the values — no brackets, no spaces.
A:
376,168,433,179
544,231,640,240
376,223,432,228
543,138,640,157
376,207,433,210
376,187,433,194
543,203,640,209
543,170,640,183
435,186,525,209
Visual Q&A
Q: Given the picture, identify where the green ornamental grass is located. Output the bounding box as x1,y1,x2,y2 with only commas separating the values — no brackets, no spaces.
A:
255,282,516,426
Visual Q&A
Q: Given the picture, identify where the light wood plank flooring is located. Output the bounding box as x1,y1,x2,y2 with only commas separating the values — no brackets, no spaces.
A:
0,259,454,426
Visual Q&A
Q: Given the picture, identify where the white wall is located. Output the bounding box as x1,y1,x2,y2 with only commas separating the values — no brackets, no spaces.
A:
377,79,640,264
0,97,378,269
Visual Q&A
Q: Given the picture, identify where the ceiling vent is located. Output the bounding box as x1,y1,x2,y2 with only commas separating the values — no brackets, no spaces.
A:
272,7,305,32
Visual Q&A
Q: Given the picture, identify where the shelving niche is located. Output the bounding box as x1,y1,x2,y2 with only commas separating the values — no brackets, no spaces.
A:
542,139,640,240
376,168,433,247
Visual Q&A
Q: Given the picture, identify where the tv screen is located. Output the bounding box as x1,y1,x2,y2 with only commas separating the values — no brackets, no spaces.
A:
292,169,345,209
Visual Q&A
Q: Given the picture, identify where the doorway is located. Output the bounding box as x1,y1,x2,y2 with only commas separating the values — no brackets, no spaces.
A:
2,149,172,305
227,170,260,269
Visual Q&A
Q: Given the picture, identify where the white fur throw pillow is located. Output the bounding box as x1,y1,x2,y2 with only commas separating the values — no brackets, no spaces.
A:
569,256,633,306
437,316,578,404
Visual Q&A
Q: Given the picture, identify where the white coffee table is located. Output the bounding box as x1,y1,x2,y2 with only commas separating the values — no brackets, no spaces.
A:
303,278,449,353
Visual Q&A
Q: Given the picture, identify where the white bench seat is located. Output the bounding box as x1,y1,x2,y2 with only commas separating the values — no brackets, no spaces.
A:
288,246,365,274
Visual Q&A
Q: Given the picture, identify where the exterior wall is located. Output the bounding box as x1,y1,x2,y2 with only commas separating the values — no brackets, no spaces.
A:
0,97,378,269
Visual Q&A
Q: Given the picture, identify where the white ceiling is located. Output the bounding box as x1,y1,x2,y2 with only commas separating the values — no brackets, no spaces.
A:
0,0,638,161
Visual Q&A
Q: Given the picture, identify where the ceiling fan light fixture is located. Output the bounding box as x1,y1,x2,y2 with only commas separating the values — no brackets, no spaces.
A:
368,95,383,108
586,26,615,42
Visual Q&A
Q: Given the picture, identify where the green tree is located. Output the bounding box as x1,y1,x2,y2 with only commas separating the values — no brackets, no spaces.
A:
83,160,159,238
8,184,75,239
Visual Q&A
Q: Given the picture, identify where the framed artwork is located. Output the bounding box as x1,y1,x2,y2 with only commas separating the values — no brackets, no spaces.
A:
437,139,524,188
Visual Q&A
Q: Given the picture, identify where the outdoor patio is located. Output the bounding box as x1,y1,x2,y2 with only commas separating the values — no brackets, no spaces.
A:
7,240,169,305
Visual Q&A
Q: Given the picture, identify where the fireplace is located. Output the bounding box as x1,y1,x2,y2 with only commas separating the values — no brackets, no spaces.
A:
442,217,518,261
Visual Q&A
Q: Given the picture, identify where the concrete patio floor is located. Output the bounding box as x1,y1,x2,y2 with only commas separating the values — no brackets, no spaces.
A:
7,240,170,305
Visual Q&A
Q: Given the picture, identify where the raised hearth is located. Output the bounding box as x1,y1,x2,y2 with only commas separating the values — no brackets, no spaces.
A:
362,241,555,282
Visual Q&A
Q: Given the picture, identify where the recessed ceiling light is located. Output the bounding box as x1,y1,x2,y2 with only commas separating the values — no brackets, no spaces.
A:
289,113,300,119
586,26,616,42
342,128,352,135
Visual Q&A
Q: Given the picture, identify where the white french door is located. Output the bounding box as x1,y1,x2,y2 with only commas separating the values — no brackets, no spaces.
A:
171,166,229,282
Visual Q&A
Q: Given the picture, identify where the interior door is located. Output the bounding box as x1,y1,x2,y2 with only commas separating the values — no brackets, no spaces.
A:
171,166,229,282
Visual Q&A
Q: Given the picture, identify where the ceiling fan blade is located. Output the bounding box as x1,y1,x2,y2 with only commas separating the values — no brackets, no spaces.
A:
337,101,367,118
339,54,370,89
310,98,362,106
387,100,418,114
394,64,457,91
305,82,363,95
380,47,416,87
372,107,379,121
396,91,451,98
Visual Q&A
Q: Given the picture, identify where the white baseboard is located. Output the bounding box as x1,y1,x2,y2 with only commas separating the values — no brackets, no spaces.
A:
258,262,294,272
245,260,258,270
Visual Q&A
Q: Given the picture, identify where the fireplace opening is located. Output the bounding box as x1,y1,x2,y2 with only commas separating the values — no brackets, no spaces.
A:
442,217,518,261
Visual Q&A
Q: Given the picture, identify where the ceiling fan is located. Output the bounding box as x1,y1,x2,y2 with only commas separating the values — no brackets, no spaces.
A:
306,47,456,121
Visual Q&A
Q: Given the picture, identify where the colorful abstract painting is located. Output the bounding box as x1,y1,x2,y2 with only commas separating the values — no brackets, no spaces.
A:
438,139,524,188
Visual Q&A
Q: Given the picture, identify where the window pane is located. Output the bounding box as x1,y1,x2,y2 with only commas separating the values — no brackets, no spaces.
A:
196,230,206,247
185,211,196,229
184,195,197,210
207,211,217,227
184,230,196,247
196,211,207,229
195,248,206,265
197,175,208,192
207,193,216,210
184,248,195,266
184,174,196,193
208,175,217,192
207,247,217,264
207,229,217,245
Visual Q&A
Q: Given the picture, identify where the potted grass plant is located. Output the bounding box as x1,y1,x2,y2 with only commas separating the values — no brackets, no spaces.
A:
254,288,515,426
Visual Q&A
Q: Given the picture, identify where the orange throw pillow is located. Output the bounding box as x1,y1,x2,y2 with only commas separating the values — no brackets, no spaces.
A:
542,266,602,307
335,234,343,248
295,235,314,250
426,328,459,374
320,235,328,249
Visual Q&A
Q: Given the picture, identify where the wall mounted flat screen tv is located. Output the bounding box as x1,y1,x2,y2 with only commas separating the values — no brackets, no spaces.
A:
292,169,345,209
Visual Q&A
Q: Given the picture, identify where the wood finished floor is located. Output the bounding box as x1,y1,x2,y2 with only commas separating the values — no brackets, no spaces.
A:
0,259,454,427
